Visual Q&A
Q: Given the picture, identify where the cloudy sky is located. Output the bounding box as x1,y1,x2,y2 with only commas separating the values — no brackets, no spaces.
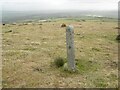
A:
1,0,119,11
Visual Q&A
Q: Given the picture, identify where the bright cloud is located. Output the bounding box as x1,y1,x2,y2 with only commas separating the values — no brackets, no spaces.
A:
1,0,119,11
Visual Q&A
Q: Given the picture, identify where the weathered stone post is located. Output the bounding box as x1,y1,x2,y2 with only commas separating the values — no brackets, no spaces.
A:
66,25,76,71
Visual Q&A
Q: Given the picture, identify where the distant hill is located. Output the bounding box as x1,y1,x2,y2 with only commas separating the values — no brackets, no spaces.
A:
2,10,118,23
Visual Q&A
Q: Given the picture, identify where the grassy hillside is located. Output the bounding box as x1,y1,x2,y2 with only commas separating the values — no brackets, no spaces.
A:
2,18,118,88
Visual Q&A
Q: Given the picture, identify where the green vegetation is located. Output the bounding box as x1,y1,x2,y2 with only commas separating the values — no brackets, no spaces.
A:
23,46,36,51
76,59,99,74
94,78,108,87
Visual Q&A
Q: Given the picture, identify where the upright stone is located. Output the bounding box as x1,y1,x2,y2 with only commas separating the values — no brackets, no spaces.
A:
66,25,76,71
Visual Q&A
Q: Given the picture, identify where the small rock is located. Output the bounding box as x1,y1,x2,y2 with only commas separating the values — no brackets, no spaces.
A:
76,33,80,35
3,24,5,26
12,23,17,25
23,23,28,25
33,67,44,73
61,23,66,27
63,63,68,71
80,36,84,38
5,30,12,33
78,82,81,85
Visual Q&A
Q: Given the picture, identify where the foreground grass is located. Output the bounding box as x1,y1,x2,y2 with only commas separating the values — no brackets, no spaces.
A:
2,18,118,88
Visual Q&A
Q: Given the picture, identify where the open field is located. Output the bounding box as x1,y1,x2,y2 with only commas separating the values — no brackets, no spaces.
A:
2,18,118,88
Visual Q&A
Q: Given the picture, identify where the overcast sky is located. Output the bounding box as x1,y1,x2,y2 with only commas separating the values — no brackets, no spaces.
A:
1,0,119,11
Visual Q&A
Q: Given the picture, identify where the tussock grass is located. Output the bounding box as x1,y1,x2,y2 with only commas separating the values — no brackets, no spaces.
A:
54,57,65,67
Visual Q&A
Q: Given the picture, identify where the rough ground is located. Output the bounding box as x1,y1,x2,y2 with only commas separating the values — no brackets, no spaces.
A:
2,18,118,88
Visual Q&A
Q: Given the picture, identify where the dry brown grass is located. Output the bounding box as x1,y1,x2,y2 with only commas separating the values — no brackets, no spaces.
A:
2,18,118,88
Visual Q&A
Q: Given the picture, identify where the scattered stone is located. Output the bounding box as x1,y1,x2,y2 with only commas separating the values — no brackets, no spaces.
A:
3,24,5,26
42,38,47,40
23,23,28,25
27,23,32,25
43,42,47,44
63,63,68,71
38,20,47,22
103,35,107,38
31,42,41,45
5,30,12,33
76,33,80,35
92,47,100,51
78,82,81,85
80,36,84,38
61,23,66,27
12,23,17,25
33,67,44,73
110,61,118,68
38,23,43,25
